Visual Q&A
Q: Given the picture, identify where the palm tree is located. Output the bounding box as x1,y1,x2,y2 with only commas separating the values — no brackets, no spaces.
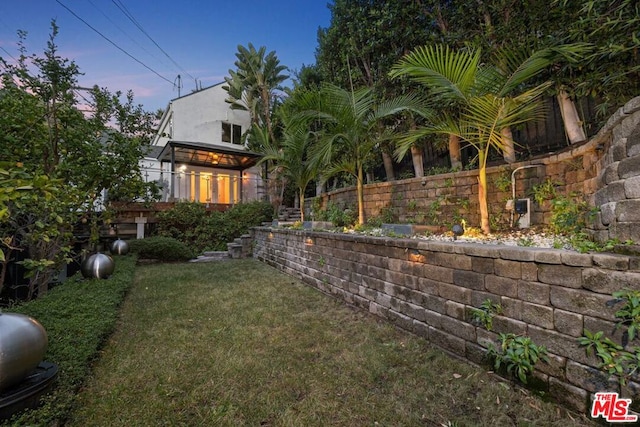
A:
296,83,427,225
256,111,320,222
390,44,575,234
223,43,289,147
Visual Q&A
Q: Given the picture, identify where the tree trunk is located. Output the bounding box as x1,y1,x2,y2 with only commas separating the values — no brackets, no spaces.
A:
501,126,516,163
357,166,365,225
448,134,462,170
299,191,305,222
410,145,425,177
478,150,490,234
557,90,586,144
366,171,374,184
381,150,395,181
315,179,325,196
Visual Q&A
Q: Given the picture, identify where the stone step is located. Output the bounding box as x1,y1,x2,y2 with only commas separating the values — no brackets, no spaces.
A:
190,251,230,262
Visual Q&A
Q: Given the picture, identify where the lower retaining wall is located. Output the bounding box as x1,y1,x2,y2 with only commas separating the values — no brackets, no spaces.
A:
253,227,640,414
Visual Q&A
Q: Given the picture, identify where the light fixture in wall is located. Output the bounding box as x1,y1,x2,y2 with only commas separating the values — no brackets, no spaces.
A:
408,248,426,263
210,153,220,165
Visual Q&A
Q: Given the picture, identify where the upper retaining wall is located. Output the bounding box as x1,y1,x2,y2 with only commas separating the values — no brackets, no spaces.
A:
591,97,640,242
253,227,640,414
309,96,640,243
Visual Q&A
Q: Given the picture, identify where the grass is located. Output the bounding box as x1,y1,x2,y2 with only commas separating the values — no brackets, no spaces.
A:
66,259,595,426
2,255,137,426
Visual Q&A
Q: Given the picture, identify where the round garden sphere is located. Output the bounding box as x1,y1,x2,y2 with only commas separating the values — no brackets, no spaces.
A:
110,239,130,256
452,224,464,237
81,253,115,279
0,313,48,391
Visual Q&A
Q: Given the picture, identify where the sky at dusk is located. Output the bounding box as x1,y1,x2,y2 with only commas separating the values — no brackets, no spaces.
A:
0,0,333,112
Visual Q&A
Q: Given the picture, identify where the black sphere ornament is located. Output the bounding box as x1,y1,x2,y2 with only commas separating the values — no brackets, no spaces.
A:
452,224,464,240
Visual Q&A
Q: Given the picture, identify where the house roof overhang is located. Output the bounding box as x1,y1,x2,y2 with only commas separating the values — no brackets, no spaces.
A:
156,140,262,171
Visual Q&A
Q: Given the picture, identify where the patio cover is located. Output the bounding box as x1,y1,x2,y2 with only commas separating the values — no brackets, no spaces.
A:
156,140,262,171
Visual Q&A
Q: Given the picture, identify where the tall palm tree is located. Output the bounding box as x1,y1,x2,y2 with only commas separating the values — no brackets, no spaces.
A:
223,43,289,147
296,83,427,225
390,44,576,234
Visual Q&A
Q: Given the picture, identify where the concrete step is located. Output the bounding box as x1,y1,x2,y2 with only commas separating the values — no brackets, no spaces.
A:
190,251,230,262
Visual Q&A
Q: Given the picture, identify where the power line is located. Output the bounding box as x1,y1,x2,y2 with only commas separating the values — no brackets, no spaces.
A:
111,0,198,84
86,0,174,72
55,0,174,85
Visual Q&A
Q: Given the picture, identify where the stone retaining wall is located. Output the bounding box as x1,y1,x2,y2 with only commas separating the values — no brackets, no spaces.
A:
253,227,640,414
308,96,640,243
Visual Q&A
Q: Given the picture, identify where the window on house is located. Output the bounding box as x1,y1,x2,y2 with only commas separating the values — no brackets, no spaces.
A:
222,122,242,145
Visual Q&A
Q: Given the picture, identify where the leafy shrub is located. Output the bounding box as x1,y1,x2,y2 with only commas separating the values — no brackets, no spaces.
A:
549,195,593,235
579,289,640,385
154,201,273,253
487,333,549,384
319,202,356,227
3,256,137,426
155,201,207,244
128,236,195,261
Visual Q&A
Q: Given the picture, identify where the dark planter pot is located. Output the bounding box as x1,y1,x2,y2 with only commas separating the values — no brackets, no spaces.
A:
81,253,115,279
0,313,48,392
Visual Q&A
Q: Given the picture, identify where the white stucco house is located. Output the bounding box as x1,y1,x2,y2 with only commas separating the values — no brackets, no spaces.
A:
141,82,265,205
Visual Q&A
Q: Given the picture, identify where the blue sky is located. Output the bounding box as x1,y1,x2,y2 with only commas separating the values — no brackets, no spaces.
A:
0,0,332,112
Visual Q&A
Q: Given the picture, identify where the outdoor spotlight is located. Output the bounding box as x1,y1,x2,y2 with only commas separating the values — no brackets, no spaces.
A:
421,178,427,186
452,224,464,240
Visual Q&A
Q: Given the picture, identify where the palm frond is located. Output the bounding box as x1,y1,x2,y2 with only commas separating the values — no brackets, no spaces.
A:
390,44,481,102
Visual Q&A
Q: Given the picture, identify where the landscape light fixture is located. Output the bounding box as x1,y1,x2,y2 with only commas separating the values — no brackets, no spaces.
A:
452,224,464,240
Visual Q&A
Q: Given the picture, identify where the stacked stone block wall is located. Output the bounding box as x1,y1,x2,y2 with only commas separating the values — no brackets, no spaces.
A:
309,96,640,243
591,97,640,242
253,227,640,414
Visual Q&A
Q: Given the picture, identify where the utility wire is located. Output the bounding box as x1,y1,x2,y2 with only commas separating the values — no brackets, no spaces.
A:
111,0,197,84
55,0,174,85
86,0,174,72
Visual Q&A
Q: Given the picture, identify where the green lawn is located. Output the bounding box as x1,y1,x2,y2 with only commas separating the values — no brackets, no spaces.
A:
68,259,594,426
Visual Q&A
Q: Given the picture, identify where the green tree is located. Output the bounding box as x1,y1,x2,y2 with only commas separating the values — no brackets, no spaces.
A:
257,109,320,222
0,23,158,298
391,44,575,233
296,84,426,225
316,0,438,178
222,43,289,150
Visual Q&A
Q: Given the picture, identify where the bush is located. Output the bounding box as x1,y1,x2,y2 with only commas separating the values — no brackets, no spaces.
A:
155,201,273,253
128,236,195,261
155,201,207,244
2,255,137,426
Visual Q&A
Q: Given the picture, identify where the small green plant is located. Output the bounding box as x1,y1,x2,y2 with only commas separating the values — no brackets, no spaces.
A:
318,256,326,267
366,215,383,228
531,179,557,206
323,202,356,227
612,289,640,341
549,194,591,235
488,333,549,384
579,289,640,385
471,299,503,331
426,197,444,224
517,237,534,247
379,205,397,224
493,170,512,193
407,200,418,211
